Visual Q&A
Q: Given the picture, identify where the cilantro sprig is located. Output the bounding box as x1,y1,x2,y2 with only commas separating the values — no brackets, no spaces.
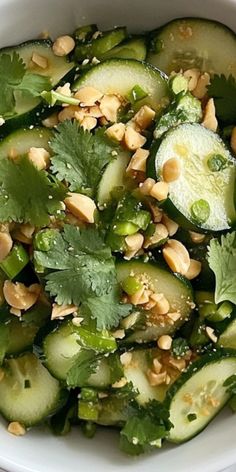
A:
0,155,66,225
34,225,131,329
208,74,236,123
120,400,173,455
0,52,51,116
67,350,100,388
50,121,118,195
207,232,236,304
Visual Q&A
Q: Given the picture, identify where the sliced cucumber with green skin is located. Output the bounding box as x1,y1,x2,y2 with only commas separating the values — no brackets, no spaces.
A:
0,353,65,426
73,59,169,112
97,150,131,207
116,260,193,343
74,27,127,61
43,321,113,388
152,123,236,232
124,348,167,404
102,37,147,61
167,350,236,443
218,319,236,349
147,18,236,78
0,127,53,159
0,40,74,134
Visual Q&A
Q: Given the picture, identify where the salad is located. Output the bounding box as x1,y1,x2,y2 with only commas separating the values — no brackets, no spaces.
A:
0,16,235,455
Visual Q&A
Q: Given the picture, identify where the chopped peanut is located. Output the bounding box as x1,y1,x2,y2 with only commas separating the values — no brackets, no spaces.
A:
51,303,78,320
20,224,35,239
157,335,172,350
10,307,22,317
133,105,155,130
192,72,210,99
31,52,48,69
144,223,168,248
168,312,181,322
162,214,179,236
120,352,132,367
56,82,71,97
148,203,163,223
169,357,186,371
86,105,103,118
52,35,75,56
8,422,26,436
28,147,50,170
112,377,127,388
139,178,156,196
65,193,96,224
185,259,202,280
202,98,218,132
129,287,148,305
124,126,146,151
74,87,103,106
147,369,167,386
81,116,97,131
152,358,162,374
0,231,13,262
58,105,80,122
163,239,190,275
150,293,170,315
3,281,40,310
126,148,149,174
230,127,236,154
150,181,169,201
162,158,181,183
206,326,218,343
100,94,121,122
189,230,206,244
42,113,59,128
112,329,125,339
183,68,200,91
72,317,84,327
105,122,126,142
125,233,144,252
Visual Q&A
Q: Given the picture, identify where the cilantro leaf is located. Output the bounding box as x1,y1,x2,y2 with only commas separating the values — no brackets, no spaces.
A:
50,121,117,194
34,225,116,307
0,52,51,116
207,232,236,304
17,73,51,97
66,350,100,388
80,286,132,330
0,155,66,226
208,74,236,123
120,399,172,455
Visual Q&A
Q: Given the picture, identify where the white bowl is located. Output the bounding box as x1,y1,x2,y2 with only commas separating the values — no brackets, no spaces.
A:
0,0,235,471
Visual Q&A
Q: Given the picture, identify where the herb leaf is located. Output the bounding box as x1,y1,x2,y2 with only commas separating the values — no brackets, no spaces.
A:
0,155,66,225
17,73,51,97
171,338,190,358
120,399,172,455
35,225,116,305
208,74,236,123
50,121,117,194
207,232,236,304
66,350,100,388
80,286,132,330
223,374,236,395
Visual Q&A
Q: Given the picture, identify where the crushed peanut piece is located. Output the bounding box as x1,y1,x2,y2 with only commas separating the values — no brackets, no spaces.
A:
152,358,162,374
192,72,210,99
206,326,218,343
28,147,50,170
42,113,59,128
150,293,170,315
64,192,96,224
120,352,132,366
139,178,156,196
183,68,200,91
202,98,218,132
167,312,181,322
126,148,149,174
189,230,205,244
10,307,21,317
8,422,26,436
81,116,97,131
100,94,121,122
124,126,146,151
105,122,125,142
144,223,168,249
112,377,127,388
133,105,155,130
147,369,167,386
150,181,169,201
0,231,13,262
56,82,71,97
125,233,144,252
112,329,125,339
74,86,103,107
31,52,48,69
58,105,80,122
185,259,202,280
53,35,75,56
157,335,172,350
162,214,179,236
72,317,84,327
51,303,78,320
169,357,186,371
3,281,40,310
162,239,190,275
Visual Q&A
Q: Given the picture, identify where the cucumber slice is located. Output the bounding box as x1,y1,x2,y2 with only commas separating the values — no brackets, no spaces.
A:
0,127,52,159
102,37,147,61
0,353,64,426
124,348,167,404
0,40,74,133
147,18,236,77
218,319,236,349
44,321,111,388
73,59,168,111
152,123,236,231
167,351,236,443
74,27,127,61
97,150,131,207
116,260,193,343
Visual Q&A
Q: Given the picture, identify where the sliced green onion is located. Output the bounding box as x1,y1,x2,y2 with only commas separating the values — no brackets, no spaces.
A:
113,222,139,236
128,84,148,104
78,401,99,421
122,275,143,296
0,244,29,279
190,199,210,224
75,326,117,352
34,229,58,252
169,74,188,95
